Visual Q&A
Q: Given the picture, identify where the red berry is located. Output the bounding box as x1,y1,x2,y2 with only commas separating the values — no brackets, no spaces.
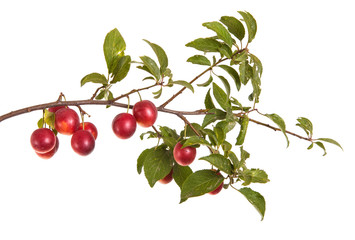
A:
159,169,173,184
30,128,56,154
54,108,80,135
112,113,137,139
79,122,98,140
36,136,59,159
173,142,196,166
209,171,223,195
133,100,157,128
48,106,66,113
71,130,95,156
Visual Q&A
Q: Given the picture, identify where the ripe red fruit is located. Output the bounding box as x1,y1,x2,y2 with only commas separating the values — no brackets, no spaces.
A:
159,169,173,184
133,100,157,128
71,130,95,156
112,113,137,139
48,106,65,113
30,128,57,153
209,171,223,195
79,122,98,140
54,108,80,135
36,136,59,159
173,142,196,166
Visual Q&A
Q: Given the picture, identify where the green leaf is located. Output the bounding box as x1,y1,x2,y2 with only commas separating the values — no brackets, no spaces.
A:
180,169,224,203
216,120,236,133
317,138,343,151
236,115,249,145
137,148,154,174
140,56,161,81
95,90,106,100
182,136,210,148
212,82,230,110
144,147,174,187
203,129,218,146
37,118,44,128
186,38,222,52
238,11,257,43
197,75,213,87
159,126,179,149
80,73,108,87
315,141,327,156
228,151,239,171
140,131,157,140
250,64,262,103
218,65,241,91
187,55,211,66
265,113,290,147
204,88,216,110
104,28,126,72
111,55,131,83
202,108,226,128
171,80,194,93
241,168,270,186
152,87,162,99
220,16,245,41
307,143,314,150
143,39,168,74
44,109,55,129
199,154,233,175
216,75,231,97
249,53,263,77
238,187,266,221
218,43,233,58
233,50,249,63
296,117,313,137
214,126,226,146
202,21,233,47
173,164,193,189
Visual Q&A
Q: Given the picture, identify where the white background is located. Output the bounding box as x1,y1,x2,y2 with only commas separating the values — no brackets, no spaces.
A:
0,0,354,239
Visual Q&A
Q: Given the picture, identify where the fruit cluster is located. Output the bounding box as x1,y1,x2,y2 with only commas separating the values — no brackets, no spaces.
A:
30,99,223,193
30,106,98,158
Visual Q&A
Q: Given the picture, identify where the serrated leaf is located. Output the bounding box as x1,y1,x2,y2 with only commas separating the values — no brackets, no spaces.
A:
187,55,211,66
236,115,249,145
202,108,226,128
144,147,174,187
173,164,193,189
186,38,222,52
315,141,327,156
212,82,230,110
143,39,168,74
317,138,343,151
238,187,266,220
180,169,224,203
265,113,289,147
198,75,213,87
204,88,215,110
171,80,194,93
218,65,241,91
80,73,108,87
200,154,233,175
137,148,154,174
140,56,161,81
220,16,245,41
104,28,126,72
241,168,270,186
202,21,233,47
238,11,257,43
110,55,131,83
182,136,210,148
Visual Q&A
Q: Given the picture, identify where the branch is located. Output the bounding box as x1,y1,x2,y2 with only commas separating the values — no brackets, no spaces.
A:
159,48,246,109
